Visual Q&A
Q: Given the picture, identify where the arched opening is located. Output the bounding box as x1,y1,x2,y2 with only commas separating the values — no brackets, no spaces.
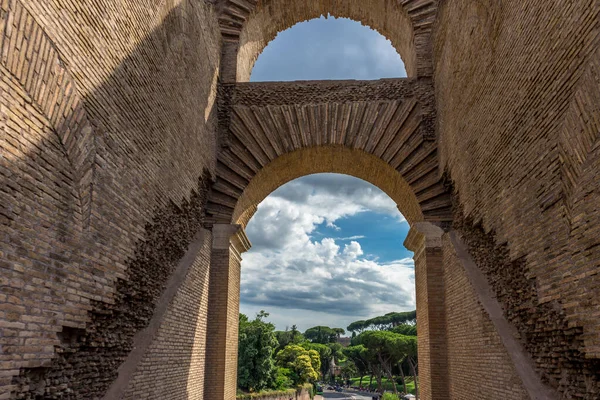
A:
205,144,449,399
228,0,431,82
238,172,418,396
206,2,448,398
232,146,425,229
250,16,406,82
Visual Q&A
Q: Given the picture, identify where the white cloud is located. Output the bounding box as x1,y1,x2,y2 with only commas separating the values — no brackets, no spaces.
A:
241,174,415,331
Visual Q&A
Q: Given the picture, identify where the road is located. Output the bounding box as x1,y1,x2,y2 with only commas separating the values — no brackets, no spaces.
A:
321,389,375,400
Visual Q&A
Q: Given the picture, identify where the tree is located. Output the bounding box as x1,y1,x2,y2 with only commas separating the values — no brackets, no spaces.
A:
304,326,341,344
302,342,332,379
355,331,417,395
347,320,368,334
274,328,305,353
391,324,417,336
290,325,301,341
343,345,370,387
275,344,321,385
347,311,417,333
332,327,346,338
340,361,358,382
237,311,279,392
357,331,398,393
404,335,419,400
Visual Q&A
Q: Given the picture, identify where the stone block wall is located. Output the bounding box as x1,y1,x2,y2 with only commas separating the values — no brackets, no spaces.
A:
1,0,221,398
435,0,600,396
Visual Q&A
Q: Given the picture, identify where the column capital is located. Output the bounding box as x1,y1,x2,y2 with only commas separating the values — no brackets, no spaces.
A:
212,223,252,259
404,222,444,253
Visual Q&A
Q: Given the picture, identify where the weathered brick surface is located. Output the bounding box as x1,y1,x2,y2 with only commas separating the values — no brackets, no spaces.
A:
1,0,221,398
214,0,438,81
123,231,213,399
454,208,600,398
207,79,451,226
1,0,600,398
435,0,600,397
204,226,249,400
442,234,529,400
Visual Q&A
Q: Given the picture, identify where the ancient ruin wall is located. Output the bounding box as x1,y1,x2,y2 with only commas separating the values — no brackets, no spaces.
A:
122,230,213,399
435,0,600,397
1,0,221,397
442,235,528,400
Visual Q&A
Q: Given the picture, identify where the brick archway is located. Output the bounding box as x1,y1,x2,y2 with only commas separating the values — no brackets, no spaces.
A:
205,79,452,227
203,75,456,399
230,146,425,228
214,0,439,82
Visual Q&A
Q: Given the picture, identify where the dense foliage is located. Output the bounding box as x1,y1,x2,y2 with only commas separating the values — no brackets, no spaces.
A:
274,325,304,353
347,311,416,333
237,312,279,392
343,311,419,397
304,326,345,343
275,345,321,385
237,310,419,398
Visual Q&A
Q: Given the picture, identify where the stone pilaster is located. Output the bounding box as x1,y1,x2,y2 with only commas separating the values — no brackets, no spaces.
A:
204,224,251,400
404,222,449,400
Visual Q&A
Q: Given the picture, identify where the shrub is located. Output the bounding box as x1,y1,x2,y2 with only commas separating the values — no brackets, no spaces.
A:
381,393,400,400
274,367,293,390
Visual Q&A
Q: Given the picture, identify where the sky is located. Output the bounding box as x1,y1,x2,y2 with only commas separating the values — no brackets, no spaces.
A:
240,17,411,333
251,16,406,81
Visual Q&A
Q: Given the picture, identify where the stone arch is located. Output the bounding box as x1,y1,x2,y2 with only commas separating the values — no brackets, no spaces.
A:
215,0,439,82
205,79,452,227
231,146,424,228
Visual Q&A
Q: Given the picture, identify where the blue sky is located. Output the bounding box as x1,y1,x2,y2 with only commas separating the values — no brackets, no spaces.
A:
240,17,412,333
251,16,406,81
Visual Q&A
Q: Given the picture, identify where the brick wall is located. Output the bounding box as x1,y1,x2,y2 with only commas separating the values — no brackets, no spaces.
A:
435,0,600,396
1,0,221,397
123,231,212,399
442,235,528,400
3,0,600,398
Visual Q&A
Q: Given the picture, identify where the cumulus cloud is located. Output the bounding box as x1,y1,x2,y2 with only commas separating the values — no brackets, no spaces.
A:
241,174,415,331
246,174,404,251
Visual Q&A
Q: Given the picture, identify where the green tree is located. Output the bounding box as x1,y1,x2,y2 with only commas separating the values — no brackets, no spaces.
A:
356,331,413,395
347,311,416,333
391,324,417,336
237,311,279,392
347,320,368,334
274,328,305,353
302,342,332,378
341,361,358,382
343,345,370,387
332,327,346,338
275,344,321,385
304,326,341,344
